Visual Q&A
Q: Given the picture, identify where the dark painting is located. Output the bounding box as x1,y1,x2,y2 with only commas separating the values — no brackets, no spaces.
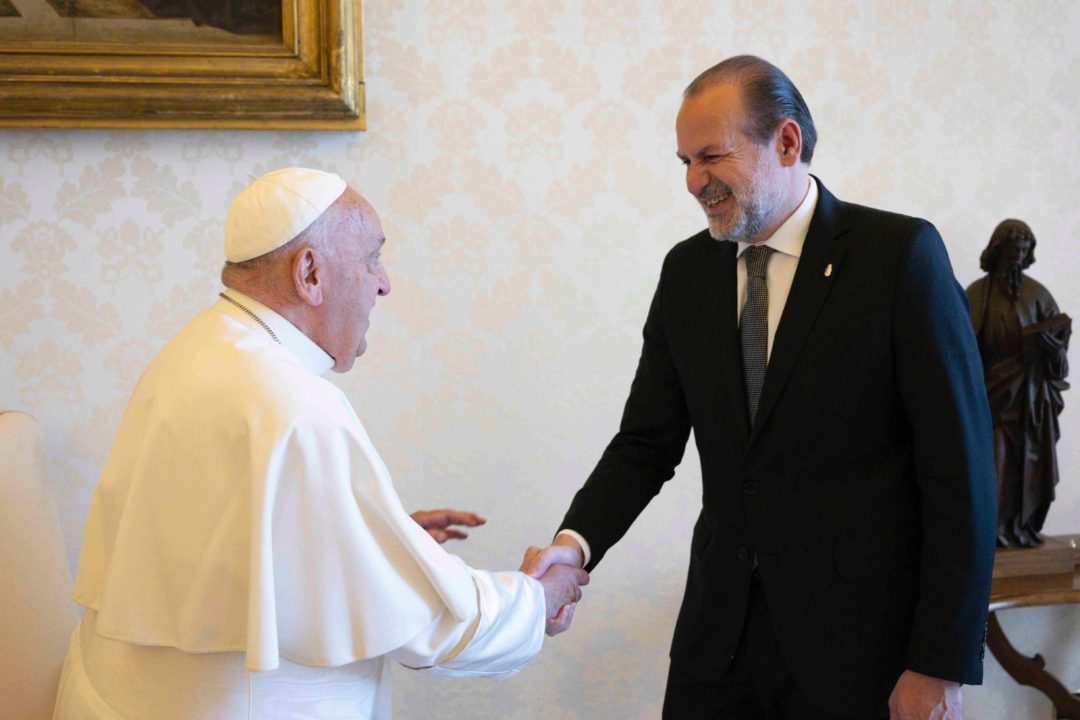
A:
0,0,281,44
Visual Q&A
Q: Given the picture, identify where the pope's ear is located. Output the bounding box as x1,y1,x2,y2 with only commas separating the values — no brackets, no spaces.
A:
293,247,324,307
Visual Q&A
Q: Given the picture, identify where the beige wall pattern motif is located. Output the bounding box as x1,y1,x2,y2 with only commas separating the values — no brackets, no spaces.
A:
2,1,1080,717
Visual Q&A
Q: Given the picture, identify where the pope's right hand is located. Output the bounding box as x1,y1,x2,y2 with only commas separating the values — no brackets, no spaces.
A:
535,563,588,636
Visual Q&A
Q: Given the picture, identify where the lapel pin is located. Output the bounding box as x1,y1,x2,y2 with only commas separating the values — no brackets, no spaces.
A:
824,263,833,278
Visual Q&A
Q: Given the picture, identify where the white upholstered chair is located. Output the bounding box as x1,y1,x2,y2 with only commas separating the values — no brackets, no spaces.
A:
0,411,79,720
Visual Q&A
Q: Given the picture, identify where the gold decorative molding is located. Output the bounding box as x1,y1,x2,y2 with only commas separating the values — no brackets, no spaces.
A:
0,0,364,129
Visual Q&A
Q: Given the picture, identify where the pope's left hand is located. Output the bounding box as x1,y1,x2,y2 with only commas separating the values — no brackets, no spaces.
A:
410,509,486,543
888,669,961,720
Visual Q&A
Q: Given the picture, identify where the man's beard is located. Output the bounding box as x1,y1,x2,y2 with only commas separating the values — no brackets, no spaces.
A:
705,159,786,245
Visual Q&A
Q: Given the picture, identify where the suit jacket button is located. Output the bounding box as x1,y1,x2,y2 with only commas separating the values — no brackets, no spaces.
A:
743,481,758,495
736,547,748,562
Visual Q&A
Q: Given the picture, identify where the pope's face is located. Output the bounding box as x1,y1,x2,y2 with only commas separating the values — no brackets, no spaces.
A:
676,83,787,245
323,200,391,373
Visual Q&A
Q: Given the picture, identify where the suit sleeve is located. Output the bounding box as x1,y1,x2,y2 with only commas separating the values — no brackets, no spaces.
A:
892,223,997,684
558,258,693,571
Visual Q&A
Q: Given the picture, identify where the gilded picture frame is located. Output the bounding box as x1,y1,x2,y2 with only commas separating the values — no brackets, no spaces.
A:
0,0,364,129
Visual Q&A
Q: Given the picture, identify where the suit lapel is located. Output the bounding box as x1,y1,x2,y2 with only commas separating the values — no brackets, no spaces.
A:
719,241,752,443
703,238,751,443
749,179,850,444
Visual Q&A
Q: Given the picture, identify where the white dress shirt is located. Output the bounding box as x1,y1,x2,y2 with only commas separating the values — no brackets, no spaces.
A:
735,177,817,360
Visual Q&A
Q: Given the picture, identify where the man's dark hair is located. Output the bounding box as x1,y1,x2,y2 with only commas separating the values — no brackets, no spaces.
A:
980,218,1037,272
684,55,817,164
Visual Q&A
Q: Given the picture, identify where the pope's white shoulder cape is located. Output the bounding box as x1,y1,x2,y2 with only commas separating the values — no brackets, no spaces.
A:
74,299,476,671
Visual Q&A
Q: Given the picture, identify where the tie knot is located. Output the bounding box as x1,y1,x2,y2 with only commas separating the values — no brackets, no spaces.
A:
743,245,776,279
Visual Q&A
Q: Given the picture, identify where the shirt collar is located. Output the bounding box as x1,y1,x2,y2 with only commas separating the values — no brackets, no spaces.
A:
218,288,335,377
736,176,818,260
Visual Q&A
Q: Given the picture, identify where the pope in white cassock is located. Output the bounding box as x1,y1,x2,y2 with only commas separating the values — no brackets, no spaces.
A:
53,168,588,720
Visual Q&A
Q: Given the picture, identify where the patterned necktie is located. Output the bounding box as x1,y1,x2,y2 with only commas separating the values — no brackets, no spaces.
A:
740,245,776,426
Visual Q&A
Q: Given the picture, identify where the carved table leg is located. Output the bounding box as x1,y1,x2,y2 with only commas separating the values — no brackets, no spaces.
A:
986,611,1080,719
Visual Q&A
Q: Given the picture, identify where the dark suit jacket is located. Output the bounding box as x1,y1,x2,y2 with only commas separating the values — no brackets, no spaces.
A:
559,178,996,714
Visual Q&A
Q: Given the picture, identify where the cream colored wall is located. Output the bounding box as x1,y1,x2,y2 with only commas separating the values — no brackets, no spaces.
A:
2,1,1079,718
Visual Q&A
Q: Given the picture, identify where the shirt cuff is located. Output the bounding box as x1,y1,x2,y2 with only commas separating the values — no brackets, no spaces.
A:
554,529,591,567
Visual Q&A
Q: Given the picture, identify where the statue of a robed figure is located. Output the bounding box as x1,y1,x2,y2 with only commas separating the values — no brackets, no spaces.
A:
967,219,1071,547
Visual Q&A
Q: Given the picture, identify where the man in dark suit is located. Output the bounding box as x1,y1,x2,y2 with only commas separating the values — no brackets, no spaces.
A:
522,56,996,719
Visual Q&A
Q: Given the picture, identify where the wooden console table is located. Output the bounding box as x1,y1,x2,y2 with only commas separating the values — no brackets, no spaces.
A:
988,535,1080,719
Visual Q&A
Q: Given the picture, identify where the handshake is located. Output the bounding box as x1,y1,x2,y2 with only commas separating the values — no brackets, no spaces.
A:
520,537,589,637
411,510,589,638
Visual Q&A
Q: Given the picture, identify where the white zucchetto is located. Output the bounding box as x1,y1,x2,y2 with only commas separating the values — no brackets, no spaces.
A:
225,167,347,263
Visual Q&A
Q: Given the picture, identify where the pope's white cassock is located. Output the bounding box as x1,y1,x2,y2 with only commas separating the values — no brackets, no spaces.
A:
54,289,545,720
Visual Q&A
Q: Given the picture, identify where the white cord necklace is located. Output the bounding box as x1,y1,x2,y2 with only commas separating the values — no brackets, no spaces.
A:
219,292,281,345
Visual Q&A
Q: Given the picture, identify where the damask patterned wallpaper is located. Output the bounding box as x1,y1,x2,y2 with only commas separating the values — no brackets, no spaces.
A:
2,1,1079,717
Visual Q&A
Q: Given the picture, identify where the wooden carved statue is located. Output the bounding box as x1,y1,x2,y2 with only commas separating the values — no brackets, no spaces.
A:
967,220,1067,546
967,219,1070,547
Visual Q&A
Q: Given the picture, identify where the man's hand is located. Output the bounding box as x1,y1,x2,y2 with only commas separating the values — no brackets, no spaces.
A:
410,509,486,543
519,535,585,578
536,563,589,636
520,536,587,635
888,669,962,720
